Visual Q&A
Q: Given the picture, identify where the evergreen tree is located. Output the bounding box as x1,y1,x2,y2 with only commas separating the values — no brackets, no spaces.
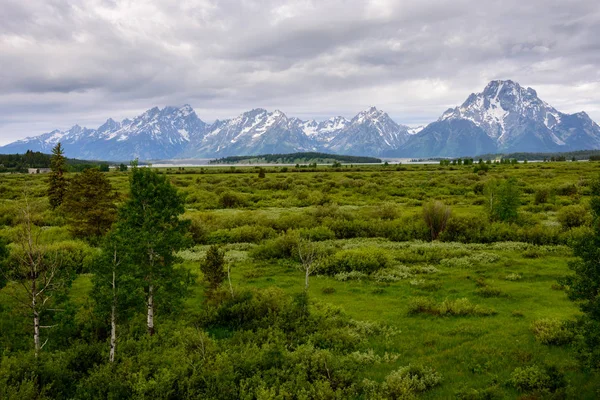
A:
48,143,68,209
116,166,190,335
560,174,600,368
200,245,226,294
62,168,117,241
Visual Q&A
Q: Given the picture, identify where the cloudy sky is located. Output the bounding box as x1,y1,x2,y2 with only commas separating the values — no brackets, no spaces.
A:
1,0,599,144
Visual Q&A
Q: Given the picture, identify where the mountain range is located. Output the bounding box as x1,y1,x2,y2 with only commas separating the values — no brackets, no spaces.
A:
2,80,599,160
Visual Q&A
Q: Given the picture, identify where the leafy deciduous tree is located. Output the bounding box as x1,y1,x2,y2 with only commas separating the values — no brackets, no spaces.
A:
0,198,69,356
297,239,321,292
560,174,600,368
486,178,520,222
92,232,144,362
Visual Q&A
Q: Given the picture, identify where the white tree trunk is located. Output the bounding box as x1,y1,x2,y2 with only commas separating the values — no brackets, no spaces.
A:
305,267,310,292
109,270,116,363
147,284,154,336
31,213,41,357
33,309,40,357
227,265,234,297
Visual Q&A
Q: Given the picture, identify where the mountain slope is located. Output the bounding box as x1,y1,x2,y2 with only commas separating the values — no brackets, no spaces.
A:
182,109,320,157
394,80,600,157
393,119,498,158
1,105,207,161
326,107,410,156
2,80,600,160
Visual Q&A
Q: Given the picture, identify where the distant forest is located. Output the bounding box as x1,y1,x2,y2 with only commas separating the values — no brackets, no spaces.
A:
0,150,113,173
210,152,382,164
476,149,600,161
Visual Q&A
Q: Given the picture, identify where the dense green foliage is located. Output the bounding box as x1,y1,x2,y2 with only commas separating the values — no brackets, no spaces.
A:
0,150,53,172
200,245,227,293
560,174,600,369
210,152,382,164
62,168,117,240
115,166,191,335
2,160,600,397
48,143,68,209
487,178,520,222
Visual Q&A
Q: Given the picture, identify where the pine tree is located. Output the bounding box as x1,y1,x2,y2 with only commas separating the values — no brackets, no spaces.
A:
200,245,226,294
62,168,117,240
48,143,68,209
116,166,190,335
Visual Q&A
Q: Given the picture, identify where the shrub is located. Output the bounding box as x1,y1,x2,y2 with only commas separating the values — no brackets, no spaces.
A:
207,225,277,244
475,286,505,298
439,214,486,243
408,297,496,316
298,226,336,241
377,202,400,220
487,178,520,222
249,231,299,260
557,205,589,229
188,218,209,244
372,265,413,282
534,186,553,204
321,248,391,275
219,191,246,208
383,364,442,398
321,287,335,294
531,318,573,345
334,271,368,281
455,385,503,400
510,364,566,393
423,201,451,241
505,273,522,281
556,183,578,196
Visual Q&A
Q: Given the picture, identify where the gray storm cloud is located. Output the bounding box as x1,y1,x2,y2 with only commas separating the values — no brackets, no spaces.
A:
0,0,599,144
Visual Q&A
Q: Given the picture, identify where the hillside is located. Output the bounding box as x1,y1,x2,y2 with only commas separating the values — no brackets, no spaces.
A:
209,152,382,165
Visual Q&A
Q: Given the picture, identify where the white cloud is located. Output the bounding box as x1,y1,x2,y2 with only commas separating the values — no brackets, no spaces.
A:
0,0,599,144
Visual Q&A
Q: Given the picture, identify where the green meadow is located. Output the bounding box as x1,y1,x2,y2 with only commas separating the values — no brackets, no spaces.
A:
1,161,600,398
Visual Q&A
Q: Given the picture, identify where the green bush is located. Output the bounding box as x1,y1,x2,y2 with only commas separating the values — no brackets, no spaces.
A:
487,178,520,223
207,225,276,244
408,297,496,317
531,318,573,345
557,204,589,229
219,191,246,208
555,183,578,196
474,285,505,298
510,364,566,393
249,231,299,260
423,200,451,241
298,226,336,241
383,364,442,398
534,186,553,204
439,214,486,242
321,248,391,275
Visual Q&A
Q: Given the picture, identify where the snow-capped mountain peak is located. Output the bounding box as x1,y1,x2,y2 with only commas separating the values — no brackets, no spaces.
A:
402,79,600,157
2,82,600,161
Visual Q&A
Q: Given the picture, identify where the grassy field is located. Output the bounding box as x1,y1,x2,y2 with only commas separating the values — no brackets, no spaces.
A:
2,161,600,398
